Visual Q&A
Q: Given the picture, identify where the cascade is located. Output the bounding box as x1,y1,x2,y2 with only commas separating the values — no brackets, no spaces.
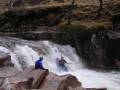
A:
0,40,120,90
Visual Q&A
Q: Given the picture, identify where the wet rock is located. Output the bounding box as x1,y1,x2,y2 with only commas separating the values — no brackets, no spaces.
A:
17,66,49,89
83,88,107,90
39,72,81,90
17,66,35,77
0,66,108,90
6,77,29,90
0,78,13,90
28,69,49,89
0,51,13,67
68,86,82,90
0,67,21,78
0,67,22,90
0,66,49,90
115,59,120,69
0,76,34,90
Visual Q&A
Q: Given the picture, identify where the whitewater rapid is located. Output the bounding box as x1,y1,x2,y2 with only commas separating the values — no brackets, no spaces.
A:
0,40,120,90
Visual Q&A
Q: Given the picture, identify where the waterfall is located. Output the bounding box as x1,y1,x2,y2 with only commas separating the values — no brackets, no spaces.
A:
14,45,40,69
0,39,120,90
0,46,22,71
41,41,84,73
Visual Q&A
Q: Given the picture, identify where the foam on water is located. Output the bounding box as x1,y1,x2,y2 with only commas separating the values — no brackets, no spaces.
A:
0,41,120,90
58,70,120,90
0,46,22,71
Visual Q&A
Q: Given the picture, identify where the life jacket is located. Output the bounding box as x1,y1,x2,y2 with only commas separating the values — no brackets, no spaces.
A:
35,59,44,69
59,59,66,65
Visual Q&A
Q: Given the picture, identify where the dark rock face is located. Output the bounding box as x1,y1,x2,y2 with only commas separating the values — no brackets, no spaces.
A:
0,5,64,32
115,60,120,69
112,13,120,31
82,30,109,69
0,51,13,67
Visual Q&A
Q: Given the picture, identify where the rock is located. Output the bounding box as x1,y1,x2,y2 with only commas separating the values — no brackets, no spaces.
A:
115,59,120,69
0,67,21,78
83,88,107,90
68,86,82,90
17,66,35,78
6,77,29,90
39,72,81,90
28,69,49,89
17,66,49,89
112,13,120,31
0,78,13,90
0,66,108,90
0,67,35,90
0,76,34,90
0,67,23,90
0,51,13,67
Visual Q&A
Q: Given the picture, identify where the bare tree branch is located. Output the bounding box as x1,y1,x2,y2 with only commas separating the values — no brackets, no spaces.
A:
96,0,103,18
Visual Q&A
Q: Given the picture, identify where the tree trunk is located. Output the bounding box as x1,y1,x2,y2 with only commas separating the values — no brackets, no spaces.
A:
67,0,75,25
96,0,103,18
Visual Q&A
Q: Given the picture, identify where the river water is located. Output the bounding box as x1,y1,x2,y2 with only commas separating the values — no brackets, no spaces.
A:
0,37,120,90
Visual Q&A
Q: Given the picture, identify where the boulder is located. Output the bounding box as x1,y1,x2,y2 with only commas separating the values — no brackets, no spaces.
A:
83,88,107,90
0,67,23,90
0,67,21,78
0,76,34,90
39,72,82,90
0,66,49,90
6,77,29,90
0,66,108,90
17,66,49,89
0,51,13,67
67,87,107,90
28,69,49,89
17,66,35,78
68,86,82,90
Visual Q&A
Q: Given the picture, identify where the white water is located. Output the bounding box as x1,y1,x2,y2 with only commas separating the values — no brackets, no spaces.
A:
0,46,22,71
0,41,120,90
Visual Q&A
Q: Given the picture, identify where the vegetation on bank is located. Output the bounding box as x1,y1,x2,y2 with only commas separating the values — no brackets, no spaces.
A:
0,0,119,33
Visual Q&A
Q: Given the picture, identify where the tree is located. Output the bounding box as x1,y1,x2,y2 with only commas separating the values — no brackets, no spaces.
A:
67,0,76,25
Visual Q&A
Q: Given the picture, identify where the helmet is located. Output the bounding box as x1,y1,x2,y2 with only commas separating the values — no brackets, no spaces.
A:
61,56,64,59
39,57,43,60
